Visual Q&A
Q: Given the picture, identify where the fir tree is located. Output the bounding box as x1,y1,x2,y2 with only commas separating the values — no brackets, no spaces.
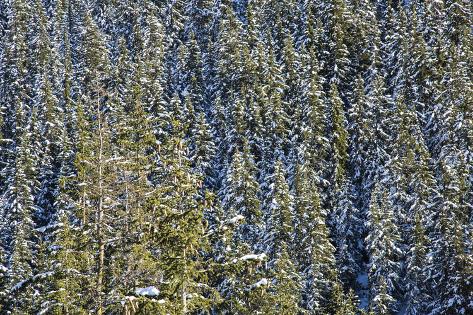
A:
299,51,330,189
189,111,216,181
0,0,471,313
265,160,293,259
292,162,338,312
2,123,38,313
151,118,215,313
404,213,430,315
222,138,262,248
370,276,395,315
332,179,363,288
330,82,349,189
366,183,402,314
75,13,116,313
265,242,302,314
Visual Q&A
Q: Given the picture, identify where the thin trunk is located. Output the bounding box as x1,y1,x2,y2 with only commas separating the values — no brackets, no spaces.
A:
97,96,105,315
182,248,187,314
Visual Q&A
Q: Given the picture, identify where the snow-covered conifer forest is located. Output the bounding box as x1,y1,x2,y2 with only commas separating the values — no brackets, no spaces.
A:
0,0,471,314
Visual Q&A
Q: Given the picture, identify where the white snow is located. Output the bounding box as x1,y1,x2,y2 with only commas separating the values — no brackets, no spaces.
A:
11,272,54,292
11,280,27,292
239,253,267,262
227,214,244,224
250,278,268,289
135,286,160,297
356,270,369,310
36,223,63,233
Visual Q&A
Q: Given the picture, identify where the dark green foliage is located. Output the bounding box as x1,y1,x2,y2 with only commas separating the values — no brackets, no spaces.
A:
0,0,471,314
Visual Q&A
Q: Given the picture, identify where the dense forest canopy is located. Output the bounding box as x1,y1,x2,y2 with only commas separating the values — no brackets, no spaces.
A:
0,0,471,314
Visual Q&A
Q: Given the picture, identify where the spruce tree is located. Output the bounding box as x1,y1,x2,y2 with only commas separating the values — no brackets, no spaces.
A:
1,118,38,313
330,82,349,189
366,183,402,314
0,0,37,312
427,159,472,314
299,51,330,189
332,179,363,288
292,162,339,312
370,276,395,315
0,0,471,312
151,117,215,313
266,242,302,314
265,160,293,259
105,41,165,311
349,75,376,212
404,213,430,315
221,138,262,248
74,13,117,313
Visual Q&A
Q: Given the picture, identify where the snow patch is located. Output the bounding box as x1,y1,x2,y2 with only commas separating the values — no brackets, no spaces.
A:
135,286,160,297
356,269,369,310
11,280,27,292
227,214,244,225
36,223,63,233
240,253,267,262
250,278,268,289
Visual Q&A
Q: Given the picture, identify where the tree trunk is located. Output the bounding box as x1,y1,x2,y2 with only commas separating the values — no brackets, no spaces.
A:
97,97,105,315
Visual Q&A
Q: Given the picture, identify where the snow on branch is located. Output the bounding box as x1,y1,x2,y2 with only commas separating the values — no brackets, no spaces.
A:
227,214,244,225
233,253,267,264
135,286,160,297
250,278,268,289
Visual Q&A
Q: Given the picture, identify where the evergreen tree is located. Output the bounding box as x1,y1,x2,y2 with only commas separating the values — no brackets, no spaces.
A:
349,76,376,211
151,120,214,313
427,159,472,314
47,133,90,314
330,82,349,189
74,13,116,314
299,51,330,190
265,243,302,314
1,114,38,313
221,139,262,248
217,1,245,99
385,96,438,313
292,162,338,312
370,276,395,315
105,41,165,311
0,0,37,312
332,179,363,288
189,111,216,181
331,281,360,315
366,183,402,314
265,45,290,158
322,0,352,91
0,0,471,313
404,213,429,315
265,160,293,259
365,72,393,192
